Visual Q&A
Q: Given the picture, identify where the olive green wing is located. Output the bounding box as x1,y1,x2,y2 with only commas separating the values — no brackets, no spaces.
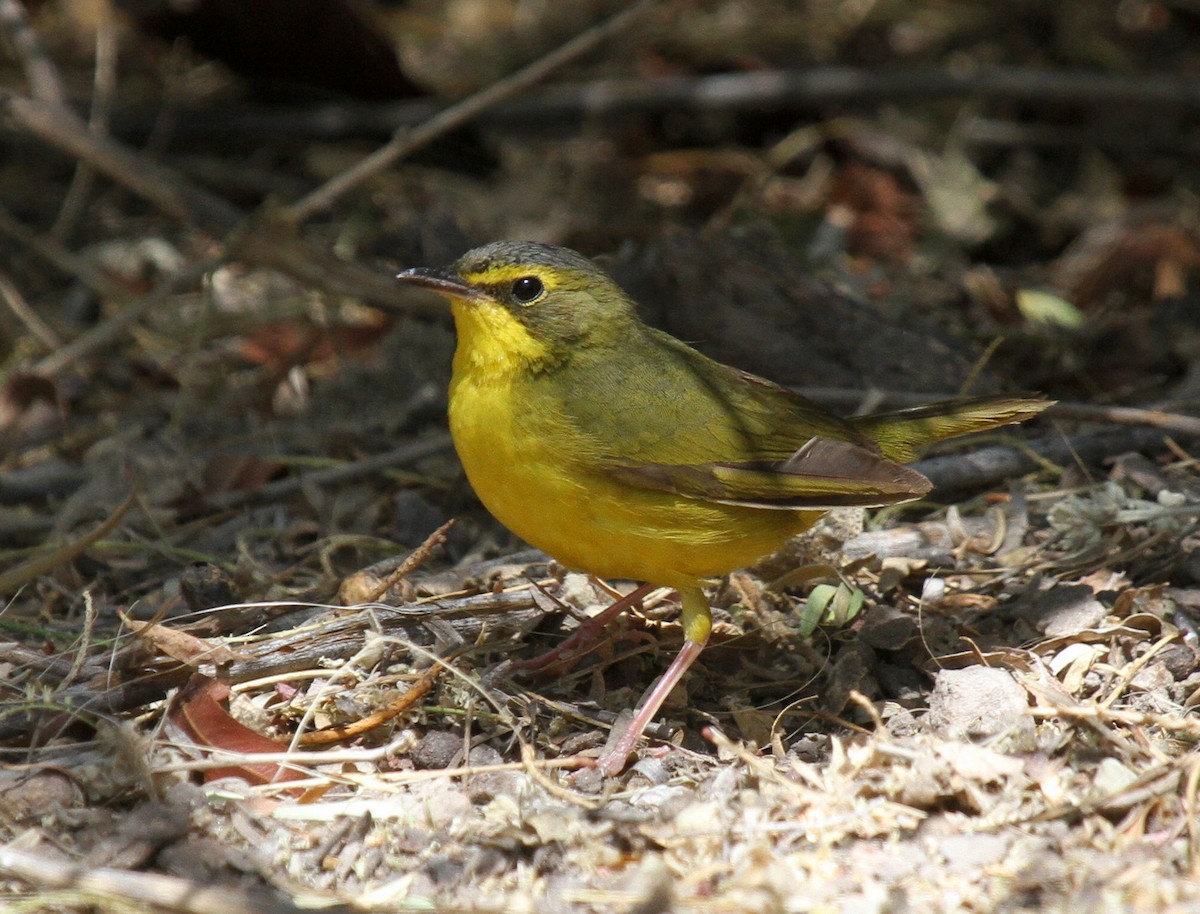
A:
550,327,866,465
542,327,931,509
545,327,1050,510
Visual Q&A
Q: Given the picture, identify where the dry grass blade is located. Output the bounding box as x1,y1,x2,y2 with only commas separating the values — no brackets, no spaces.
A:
296,653,452,747
0,491,135,593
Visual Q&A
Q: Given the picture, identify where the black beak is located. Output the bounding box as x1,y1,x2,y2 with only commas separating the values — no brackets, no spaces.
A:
396,267,487,302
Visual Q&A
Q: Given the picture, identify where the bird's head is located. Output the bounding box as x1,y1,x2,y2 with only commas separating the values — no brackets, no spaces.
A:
397,241,636,372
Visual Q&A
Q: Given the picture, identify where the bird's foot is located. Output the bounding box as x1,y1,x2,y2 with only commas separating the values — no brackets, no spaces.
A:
510,582,655,674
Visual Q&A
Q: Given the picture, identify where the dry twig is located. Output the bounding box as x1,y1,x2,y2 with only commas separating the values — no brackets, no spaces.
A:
0,97,443,317
50,11,120,241
32,255,220,378
0,843,320,914
282,0,662,223
0,0,66,104
364,517,457,604
126,66,1200,144
1,90,242,230
0,268,62,349
296,654,453,747
202,432,453,513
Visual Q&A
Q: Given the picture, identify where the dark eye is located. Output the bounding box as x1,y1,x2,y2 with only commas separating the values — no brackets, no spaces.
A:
511,276,543,303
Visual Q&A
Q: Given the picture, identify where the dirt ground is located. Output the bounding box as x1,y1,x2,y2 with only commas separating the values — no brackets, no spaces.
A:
3,1,1200,911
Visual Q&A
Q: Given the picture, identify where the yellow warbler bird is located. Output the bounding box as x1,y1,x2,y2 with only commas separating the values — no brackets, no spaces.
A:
397,241,1050,774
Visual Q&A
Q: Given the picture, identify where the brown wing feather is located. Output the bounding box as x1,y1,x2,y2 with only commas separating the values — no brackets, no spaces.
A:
601,437,931,510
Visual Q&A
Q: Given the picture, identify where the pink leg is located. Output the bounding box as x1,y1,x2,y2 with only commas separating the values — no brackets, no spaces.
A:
595,638,705,775
595,585,712,775
510,582,656,673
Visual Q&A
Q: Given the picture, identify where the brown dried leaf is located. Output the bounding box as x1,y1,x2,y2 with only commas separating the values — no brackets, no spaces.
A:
118,609,241,667
170,676,307,786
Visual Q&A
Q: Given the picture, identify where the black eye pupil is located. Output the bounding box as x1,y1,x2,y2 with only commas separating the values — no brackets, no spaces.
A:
512,276,543,303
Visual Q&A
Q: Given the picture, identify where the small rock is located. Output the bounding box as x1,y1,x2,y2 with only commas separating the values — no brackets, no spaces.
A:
788,734,828,763
823,641,878,716
423,852,465,886
178,563,238,611
559,573,600,608
85,802,190,869
0,771,84,822
1158,644,1200,680
895,747,943,809
1130,661,1173,692
877,660,924,701
882,704,920,737
707,766,742,800
1091,757,1138,800
926,666,1036,752
629,784,692,813
158,836,246,882
411,730,462,769
858,605,921,650
1014,584,1106,638
571,766,605,794
421,785,473,830
625,854,674,914
938,832,1011,873
465,745,521,803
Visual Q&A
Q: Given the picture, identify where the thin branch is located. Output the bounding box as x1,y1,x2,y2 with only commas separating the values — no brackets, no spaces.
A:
282,0,662,224
494,65,1200,122
0,268,62,350
364,517,457,604
0,492,135,594
0,0,66,104
32,255,220,378
0,202,126,298
1,93,448,317
960,115,1200,157
1044,401,1200,437
203,432,454,513
123,66,1200,145
50,10,120,241
1,89,243,230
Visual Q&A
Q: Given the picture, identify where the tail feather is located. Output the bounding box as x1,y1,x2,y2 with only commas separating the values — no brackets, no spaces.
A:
850,396,1054,463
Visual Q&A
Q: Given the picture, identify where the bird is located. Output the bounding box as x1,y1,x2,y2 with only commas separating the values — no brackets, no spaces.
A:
396,240,1051,774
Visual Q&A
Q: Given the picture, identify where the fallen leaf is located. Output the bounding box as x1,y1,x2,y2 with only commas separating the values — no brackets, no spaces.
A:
118,610,241,667
170,676,307,786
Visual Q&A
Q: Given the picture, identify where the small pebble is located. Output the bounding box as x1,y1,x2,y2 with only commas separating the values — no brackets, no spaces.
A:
926,666,1037,752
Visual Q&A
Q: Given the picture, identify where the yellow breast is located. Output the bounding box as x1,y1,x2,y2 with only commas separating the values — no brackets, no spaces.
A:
447,302,816,589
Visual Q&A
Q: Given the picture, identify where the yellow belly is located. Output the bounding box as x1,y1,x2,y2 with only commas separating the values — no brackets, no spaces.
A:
449,369,818,590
